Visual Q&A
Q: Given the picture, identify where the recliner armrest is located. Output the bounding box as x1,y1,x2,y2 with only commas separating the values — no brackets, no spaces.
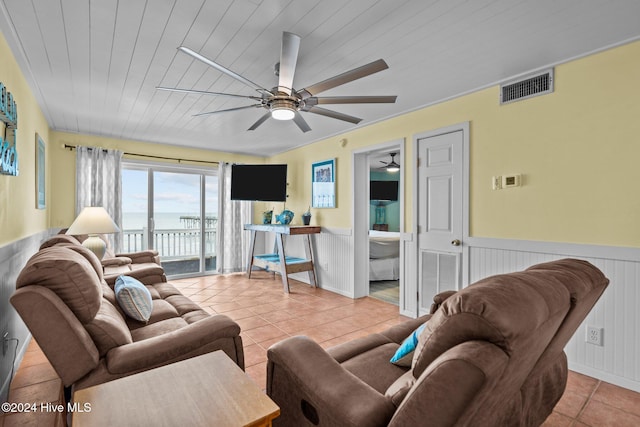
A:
105,314,240,374
115,250,159,264
268,336,396,427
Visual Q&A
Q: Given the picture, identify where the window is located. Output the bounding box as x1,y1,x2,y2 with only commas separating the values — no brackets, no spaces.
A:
122,161,218,277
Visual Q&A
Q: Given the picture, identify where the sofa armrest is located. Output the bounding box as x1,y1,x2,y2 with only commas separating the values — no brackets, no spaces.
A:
101,257,132,267
116,250,159,264
105,314,240,374
121,265,166,284
268,336,396,427
104,265,167,287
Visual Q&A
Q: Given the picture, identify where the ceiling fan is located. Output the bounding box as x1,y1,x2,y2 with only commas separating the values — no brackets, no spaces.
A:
379,153,400,172
157,32,397,133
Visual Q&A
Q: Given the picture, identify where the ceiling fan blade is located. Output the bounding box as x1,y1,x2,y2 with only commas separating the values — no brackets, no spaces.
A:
305,95,397,106
297,59,389,99
293,112,311,133
277,32,301,96
248,112,272,131
305,106,362,124
178,46,270,94
193,104,262,117
157,86,262,101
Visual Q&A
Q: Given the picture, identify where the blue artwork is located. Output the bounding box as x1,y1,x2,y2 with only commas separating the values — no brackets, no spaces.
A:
0,81,18,176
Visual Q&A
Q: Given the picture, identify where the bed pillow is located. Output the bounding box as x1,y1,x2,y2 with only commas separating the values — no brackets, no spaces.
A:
114,275,152,322
390,323,426,367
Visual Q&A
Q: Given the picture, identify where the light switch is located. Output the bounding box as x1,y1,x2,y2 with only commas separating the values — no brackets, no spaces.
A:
492,176,502,190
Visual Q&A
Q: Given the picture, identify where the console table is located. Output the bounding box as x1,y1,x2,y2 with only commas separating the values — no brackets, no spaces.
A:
245,224,320,293
72,351,279,427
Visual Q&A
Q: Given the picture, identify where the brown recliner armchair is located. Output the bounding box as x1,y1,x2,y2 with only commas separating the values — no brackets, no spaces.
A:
11,244,244,392
266,258,609,427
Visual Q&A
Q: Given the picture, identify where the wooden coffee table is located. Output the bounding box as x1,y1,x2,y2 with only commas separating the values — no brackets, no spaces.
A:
72,351,279,427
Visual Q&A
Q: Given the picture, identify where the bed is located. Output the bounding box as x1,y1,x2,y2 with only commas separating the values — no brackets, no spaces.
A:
369,230,400,281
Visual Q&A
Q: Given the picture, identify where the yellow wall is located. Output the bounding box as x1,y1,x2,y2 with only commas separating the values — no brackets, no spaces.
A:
49,131,264,229
271,40,640,248
3,24,639,249
0,31,51,247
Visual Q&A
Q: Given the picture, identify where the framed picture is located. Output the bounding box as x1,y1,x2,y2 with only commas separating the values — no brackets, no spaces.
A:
312,158,336,208
36,133,45,209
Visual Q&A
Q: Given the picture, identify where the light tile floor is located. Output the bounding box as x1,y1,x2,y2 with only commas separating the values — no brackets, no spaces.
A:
3,271,640,426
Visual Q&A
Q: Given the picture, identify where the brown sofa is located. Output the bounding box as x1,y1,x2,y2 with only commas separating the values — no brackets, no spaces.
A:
42,232,162,285
266,258,609,427
11,242,244,392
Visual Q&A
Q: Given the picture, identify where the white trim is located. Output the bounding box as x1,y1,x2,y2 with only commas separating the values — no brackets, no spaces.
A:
467,236,640,262
319,226,352,236
569,362,640,394
352,139,405,302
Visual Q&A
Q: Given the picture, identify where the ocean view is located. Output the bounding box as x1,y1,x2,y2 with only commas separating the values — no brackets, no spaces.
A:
122,212,217,230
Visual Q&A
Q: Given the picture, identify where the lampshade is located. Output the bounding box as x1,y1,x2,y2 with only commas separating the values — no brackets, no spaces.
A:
66,207,120,260
66,207,120,235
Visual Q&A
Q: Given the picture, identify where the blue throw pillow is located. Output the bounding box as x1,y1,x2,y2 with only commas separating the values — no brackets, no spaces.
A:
114,275,153,322
390,323,426,367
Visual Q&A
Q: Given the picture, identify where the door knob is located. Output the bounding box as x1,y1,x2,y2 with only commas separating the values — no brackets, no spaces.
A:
451,239,461,246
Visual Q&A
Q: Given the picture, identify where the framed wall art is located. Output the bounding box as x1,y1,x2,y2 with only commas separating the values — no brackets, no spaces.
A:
311,158,335,208
36,133,45,209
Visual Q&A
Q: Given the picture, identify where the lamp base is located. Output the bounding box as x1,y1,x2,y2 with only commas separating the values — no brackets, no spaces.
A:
82,234,107,260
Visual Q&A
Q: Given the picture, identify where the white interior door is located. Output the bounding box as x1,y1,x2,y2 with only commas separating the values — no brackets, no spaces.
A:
417,129,464,315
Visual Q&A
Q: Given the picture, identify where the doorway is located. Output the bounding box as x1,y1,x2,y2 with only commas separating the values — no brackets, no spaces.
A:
352,139,404,307
414,123,469,316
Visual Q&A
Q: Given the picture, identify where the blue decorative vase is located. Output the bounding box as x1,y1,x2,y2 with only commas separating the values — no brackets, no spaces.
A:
262,210,273,224
276,210,294,225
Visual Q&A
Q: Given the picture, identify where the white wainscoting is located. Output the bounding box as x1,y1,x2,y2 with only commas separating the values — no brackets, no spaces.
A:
467,237,640,393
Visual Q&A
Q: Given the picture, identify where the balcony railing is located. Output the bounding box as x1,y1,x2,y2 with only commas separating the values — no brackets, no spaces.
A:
122,228,216,259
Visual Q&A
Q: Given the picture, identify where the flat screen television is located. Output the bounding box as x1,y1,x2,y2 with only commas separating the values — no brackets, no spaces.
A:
231,164,288,202
370,180,398,201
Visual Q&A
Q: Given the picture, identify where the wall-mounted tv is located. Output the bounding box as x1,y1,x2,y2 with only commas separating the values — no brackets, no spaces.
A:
370,180,398,201
231,164,288,202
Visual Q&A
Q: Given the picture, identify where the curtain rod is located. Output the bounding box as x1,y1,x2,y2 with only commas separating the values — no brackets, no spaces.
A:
63,144,219,165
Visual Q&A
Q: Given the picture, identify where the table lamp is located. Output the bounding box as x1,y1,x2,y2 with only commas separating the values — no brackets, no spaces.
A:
66,206,120,259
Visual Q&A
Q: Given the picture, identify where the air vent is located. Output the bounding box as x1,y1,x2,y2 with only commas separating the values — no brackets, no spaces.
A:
500,68,554,104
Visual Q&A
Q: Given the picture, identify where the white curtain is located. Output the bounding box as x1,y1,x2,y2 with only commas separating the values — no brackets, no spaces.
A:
75,146,123,252
217,162,252,273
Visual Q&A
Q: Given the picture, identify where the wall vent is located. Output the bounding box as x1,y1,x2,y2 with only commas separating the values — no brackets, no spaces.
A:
500,68,554,104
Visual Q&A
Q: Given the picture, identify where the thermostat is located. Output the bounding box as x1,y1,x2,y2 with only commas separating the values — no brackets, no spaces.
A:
501,174,521,188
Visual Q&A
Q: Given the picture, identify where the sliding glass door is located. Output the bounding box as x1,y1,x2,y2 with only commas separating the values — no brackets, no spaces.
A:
121,162,218,277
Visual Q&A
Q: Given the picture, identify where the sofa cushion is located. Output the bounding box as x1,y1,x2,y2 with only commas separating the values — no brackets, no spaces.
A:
84,300,133,356
341,342,408,394
390,323,426,367
115,275,153,322
16,246,103,323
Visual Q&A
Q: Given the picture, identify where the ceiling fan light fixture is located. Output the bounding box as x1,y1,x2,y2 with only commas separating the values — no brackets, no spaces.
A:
271,107,296,121
385,152,400,172
270,99,296,120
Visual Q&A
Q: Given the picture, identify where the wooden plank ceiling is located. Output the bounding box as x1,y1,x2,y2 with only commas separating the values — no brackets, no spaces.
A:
1,0,639,156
